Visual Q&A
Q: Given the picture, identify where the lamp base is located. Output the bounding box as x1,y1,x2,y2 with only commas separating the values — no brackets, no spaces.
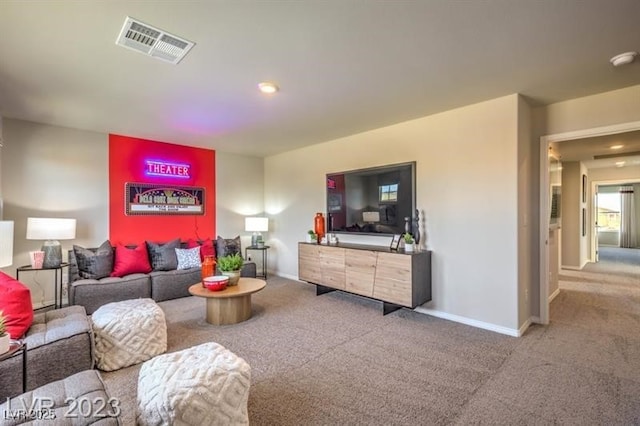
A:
41,240,62,268
251,233,259,247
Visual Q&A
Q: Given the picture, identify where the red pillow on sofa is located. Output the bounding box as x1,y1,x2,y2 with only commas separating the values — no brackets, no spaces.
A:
187,238,216,261
110,243,152,277
0,271,34,339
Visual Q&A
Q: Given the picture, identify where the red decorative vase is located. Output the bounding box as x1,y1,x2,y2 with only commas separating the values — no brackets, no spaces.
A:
201,255,216,286
314,212,325,244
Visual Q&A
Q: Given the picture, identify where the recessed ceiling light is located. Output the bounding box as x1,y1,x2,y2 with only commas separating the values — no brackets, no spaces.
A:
610,51,637,67
258,82,279,94
615,161,626,167
610,144,624,150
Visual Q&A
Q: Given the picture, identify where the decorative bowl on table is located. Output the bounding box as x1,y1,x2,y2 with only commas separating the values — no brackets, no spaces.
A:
203,275,229,291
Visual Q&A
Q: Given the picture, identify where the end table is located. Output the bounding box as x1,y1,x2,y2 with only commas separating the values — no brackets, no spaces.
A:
16,263,69,309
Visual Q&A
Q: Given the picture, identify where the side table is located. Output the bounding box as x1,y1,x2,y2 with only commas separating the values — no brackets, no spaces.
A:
245,245,270,279
16,263,69,309
0,340,27,393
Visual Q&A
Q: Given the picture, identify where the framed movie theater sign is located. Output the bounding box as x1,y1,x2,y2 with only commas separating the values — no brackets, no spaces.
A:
125,183,205,215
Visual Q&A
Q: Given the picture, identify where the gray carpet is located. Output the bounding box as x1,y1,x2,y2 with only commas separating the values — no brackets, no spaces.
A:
102,275,640,425
582,246,640,278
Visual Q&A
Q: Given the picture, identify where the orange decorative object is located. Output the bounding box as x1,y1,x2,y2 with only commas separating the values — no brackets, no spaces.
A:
314,212,325,243
201,255,216,286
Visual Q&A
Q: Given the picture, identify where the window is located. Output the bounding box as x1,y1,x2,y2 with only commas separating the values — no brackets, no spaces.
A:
597,192,620,231
379,184,398,202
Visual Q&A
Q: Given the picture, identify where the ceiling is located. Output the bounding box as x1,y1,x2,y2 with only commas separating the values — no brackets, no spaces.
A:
0,1,639,158
552,130,640,170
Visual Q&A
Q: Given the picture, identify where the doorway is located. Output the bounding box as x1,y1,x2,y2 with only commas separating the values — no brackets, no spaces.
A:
539,120,640,325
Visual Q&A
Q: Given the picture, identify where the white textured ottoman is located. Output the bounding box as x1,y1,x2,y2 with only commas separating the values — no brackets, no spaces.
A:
92,298,167,371
137,342,251,426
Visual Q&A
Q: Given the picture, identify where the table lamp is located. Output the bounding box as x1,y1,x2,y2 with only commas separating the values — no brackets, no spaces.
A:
245,217,268,247
26,217,76,268
0,221,14,267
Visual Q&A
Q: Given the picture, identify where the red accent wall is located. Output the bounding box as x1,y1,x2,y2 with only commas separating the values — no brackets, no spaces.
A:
109,134,215,244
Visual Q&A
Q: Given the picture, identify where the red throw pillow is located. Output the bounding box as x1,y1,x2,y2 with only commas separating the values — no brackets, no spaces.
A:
187,238,216,261
110,243,152,277
0,272,34,339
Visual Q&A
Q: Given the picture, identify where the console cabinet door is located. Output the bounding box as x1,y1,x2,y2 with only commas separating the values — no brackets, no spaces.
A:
373,252,412,306
319,246,345,289
345,249,377,297
298,243,321,284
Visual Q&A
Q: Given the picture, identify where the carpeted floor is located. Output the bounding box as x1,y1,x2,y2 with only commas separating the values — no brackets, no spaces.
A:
582,246,640,278
102,272,640,425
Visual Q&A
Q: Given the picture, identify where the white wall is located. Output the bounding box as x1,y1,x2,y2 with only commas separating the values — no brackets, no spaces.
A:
560,162,588,269
266,94,521,331
1,119,108,307
542,85,640,135
517,95,534,327
215,152,265,264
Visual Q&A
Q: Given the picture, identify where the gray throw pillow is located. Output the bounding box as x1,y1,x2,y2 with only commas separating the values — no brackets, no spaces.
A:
74,240,114,280
216,236,241,258
146,238,180,271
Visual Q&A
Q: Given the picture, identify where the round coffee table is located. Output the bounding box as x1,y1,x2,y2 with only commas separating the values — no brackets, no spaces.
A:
189,278,266,325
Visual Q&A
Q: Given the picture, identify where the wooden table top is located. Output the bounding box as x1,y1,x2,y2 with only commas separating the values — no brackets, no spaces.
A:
189,277,266,299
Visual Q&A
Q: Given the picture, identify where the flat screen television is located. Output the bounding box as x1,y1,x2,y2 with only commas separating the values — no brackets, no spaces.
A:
326,162,416,236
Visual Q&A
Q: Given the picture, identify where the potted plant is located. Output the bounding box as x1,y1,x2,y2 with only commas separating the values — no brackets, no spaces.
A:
306,230,318,243
217,253,244,286
0,311,10,355
403,233,415,253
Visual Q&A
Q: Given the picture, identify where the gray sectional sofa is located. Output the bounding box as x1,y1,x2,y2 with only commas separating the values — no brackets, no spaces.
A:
0,305,94,401
0,370,120,425
68,242,257,314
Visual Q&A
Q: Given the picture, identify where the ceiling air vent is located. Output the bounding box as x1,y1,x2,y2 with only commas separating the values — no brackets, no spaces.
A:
115,17,194,64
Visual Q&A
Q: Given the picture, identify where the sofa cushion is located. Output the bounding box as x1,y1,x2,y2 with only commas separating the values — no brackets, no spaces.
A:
111,243,152,277
147,238,180,271
0,370,119,425
73,240,114,280
216,236,242,257
187,238,216,260
0,272,34,339
69,274,152,315
26,305,91,350
175,246,202,270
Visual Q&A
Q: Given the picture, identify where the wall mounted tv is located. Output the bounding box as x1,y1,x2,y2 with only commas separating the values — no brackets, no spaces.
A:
326,162,416,236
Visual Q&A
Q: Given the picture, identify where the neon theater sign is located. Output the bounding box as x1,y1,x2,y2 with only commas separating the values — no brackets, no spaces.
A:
145,160,191,179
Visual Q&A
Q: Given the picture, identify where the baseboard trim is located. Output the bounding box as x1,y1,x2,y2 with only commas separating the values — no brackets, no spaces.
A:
518,318,532,336
561,264,582,271
413,307,521,337
279,272,299,281
548,288,560,303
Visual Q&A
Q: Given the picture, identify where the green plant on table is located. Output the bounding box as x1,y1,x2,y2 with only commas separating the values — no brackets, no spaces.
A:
307,230,318,240
403,233,414,244
217,253,244,272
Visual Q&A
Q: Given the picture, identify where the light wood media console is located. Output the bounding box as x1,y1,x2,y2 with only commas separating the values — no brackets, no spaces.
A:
298,242,432,314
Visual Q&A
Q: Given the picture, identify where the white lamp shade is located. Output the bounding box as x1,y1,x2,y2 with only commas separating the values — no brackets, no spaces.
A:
245,217,269,232
26,218,77,240
0,221,14,268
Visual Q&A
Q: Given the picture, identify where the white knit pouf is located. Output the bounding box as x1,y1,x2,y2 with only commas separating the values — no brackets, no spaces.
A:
136,342,251,426
92,298,167,371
